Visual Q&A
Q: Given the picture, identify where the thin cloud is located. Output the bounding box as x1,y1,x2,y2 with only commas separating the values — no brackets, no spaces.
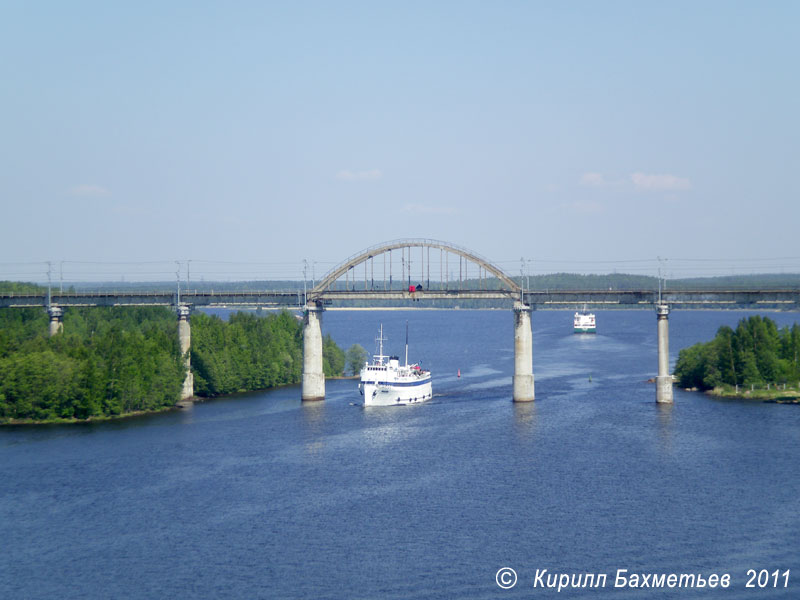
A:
335,169,383,182
630,172,691,191
402,203,457,215
70,184,110,197
580,171,691,192
579,172,610,187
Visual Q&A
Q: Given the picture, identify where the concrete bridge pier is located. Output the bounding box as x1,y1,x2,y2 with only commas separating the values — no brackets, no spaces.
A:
48,306,63,336
656,303,673,403
177,305,194,401
302,302,325,401
512,301,535,402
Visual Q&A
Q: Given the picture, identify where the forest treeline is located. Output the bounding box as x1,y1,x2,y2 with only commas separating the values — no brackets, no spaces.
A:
190,311,345,396
674,316,800,390
0,307,186,422
0,303,345,423
0,281,46,294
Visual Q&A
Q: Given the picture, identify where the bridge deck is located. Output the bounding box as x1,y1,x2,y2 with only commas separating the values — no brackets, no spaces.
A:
1,289,799,309
0,291,302,308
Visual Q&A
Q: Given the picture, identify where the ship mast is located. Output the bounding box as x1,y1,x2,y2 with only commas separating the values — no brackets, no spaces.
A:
404,320,409,367
375,324,387,365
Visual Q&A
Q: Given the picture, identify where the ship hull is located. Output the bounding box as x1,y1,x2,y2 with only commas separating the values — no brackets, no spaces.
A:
573,310,596,334
574,327,596,334
360,378,432,406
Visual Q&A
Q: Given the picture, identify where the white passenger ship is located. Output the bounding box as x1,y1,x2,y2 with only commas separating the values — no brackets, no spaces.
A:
574,307,596,333
358,324,432,406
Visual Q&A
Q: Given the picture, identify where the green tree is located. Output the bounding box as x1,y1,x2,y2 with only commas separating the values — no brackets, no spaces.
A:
345,344,368,376
674,315,800,391
322,334,345,377
0,306,346,421
675,344,709,389
0,306,184,423
190,310,343,397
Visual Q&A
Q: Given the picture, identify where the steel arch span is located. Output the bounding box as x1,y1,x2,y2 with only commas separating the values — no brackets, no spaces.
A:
309,238,520,297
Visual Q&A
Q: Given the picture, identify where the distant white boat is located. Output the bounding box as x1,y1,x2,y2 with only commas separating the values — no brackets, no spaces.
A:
574,306,596,334
358,324,432,406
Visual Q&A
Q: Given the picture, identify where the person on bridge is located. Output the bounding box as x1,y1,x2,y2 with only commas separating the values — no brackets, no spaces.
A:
408,284,422,301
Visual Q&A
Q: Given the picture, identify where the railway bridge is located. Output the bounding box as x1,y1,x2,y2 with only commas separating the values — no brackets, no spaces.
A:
3,238,800,405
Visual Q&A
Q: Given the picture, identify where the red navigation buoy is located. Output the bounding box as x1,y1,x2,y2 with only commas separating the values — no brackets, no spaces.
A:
457,369,461,378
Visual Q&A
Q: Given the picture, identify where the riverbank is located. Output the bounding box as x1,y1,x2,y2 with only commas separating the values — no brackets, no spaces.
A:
0,404,181,426
706,386,800,403
2,374,361,426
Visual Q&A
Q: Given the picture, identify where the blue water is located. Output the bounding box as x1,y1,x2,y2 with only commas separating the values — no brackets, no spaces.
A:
2,309,799,599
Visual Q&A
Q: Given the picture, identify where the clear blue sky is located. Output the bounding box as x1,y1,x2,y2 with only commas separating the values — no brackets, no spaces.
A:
1,1,798,280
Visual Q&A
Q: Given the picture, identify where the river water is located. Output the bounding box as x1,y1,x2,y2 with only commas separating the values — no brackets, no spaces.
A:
1,309,799,599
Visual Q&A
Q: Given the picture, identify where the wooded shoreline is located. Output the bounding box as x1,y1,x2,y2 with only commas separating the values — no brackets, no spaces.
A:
0,306,354,425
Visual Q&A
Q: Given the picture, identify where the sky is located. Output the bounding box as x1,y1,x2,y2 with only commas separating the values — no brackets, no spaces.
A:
1,1,798,282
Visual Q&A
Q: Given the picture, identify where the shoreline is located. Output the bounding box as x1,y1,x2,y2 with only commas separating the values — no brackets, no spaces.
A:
1,374,359,426
704,386,800,404
1,404,181,426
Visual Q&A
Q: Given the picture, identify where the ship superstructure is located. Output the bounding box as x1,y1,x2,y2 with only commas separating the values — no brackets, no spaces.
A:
574,307,596,333
358,324,432,406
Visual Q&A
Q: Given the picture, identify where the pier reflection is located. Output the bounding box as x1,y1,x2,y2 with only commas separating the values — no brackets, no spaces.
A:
301,400,326,455
175,402,195,425
513,401,537,439
655,402,674,451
